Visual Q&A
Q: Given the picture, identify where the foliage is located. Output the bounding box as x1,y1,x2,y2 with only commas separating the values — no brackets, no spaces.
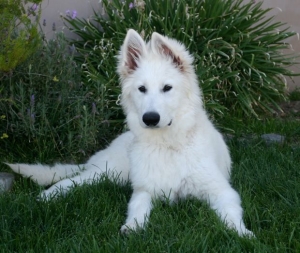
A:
0,34,119,163
0,0,298,163
64,0,299,117
289,88,300,101
0,0,43,76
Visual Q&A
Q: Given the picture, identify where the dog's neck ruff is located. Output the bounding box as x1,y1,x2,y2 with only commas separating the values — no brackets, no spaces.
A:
133,116,199,151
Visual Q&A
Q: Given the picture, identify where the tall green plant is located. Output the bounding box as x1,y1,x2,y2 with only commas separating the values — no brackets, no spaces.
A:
64,0,299,117
0,34,114,163
0,0,42,76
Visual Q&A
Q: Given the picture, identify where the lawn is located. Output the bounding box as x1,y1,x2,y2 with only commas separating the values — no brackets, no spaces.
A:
1,0,300,251
0,117,299,252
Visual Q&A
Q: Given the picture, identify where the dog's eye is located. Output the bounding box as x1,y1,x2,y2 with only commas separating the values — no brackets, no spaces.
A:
138,86,147,93
163,85,172,92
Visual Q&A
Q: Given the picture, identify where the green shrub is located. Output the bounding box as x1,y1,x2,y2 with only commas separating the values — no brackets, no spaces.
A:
1,0,299,163
0,0,42,76
0,34,119,163
289,88,300,101
64,0,299,117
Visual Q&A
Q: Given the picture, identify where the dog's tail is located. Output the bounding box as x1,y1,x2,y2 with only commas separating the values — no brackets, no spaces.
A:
5,163,84,186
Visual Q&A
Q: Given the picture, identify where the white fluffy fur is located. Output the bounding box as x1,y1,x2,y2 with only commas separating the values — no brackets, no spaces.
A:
7,29,253,236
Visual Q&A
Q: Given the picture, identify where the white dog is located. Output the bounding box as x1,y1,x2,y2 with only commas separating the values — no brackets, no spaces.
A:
7,29,253,236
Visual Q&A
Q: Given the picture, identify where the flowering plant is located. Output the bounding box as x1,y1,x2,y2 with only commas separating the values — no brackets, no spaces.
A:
0,33,102,162
64,0,299,117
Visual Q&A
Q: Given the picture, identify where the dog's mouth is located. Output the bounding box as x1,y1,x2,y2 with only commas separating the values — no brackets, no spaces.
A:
152,120,172,128
144,120,172,129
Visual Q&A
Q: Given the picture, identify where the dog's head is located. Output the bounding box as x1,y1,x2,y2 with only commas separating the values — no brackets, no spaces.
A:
117,29,202,133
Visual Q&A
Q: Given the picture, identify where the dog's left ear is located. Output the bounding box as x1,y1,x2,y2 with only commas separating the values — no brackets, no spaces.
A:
151,32,184,71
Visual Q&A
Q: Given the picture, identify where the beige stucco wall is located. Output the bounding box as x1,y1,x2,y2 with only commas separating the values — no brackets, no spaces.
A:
39,0,101,39
39,0,300,90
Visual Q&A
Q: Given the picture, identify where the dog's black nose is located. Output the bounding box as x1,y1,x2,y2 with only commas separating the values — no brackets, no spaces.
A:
143,112,160,127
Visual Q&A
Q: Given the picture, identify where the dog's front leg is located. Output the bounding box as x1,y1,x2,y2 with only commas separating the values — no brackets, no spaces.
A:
208,186,254,237
120,191,152,234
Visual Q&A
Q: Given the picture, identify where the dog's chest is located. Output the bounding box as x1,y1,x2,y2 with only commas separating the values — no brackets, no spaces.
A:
129,142,199,200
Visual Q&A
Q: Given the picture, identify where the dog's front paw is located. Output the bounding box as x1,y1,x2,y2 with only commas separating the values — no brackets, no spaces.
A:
120,223,137,234
36,189,57,201
120,221,145,234
240,228,255,238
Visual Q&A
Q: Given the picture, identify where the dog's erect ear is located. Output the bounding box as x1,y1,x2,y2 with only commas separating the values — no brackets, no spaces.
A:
119,29,146,75
151,32,184,71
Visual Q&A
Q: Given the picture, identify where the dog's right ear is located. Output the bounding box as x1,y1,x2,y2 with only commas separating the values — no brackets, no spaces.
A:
118,29,146,77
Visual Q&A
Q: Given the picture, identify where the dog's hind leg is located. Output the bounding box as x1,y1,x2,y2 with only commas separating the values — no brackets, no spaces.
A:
7,132,133,200
38,132,134,201
37,167,103,200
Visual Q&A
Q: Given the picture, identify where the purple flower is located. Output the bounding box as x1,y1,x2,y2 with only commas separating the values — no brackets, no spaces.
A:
129,2,134,9
30,113,35,123
72,10,77,19
27,109,35,123
31,4,38,11
30,94,35,107
92,103,97,115
66,10,77,19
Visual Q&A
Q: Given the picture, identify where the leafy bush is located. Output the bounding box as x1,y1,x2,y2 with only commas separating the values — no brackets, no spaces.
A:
1,0,299,163
64,0,299,117
0,0,42,76
0,34,118,163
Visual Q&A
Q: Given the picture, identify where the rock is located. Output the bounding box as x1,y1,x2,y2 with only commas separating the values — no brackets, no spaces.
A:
261,133,285,145
0,172,14,193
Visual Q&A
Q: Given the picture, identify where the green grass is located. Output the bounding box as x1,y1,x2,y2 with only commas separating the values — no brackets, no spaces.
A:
0,118,299,252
